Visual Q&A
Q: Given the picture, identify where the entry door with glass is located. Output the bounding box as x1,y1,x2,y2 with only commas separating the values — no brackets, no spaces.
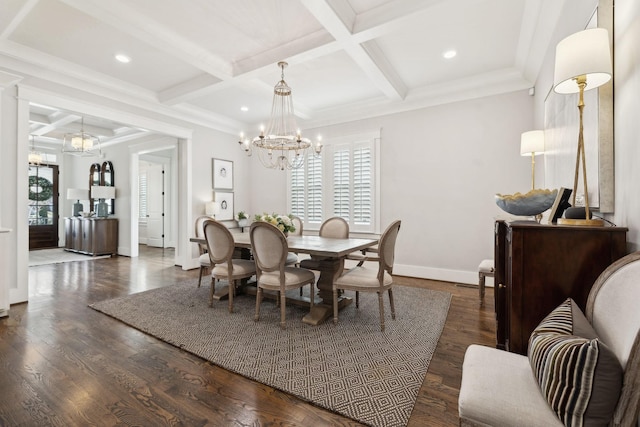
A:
28,164,59,249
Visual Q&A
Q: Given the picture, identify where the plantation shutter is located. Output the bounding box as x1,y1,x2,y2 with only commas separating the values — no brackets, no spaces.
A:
139,172,148,220
287,130,379,233
307,154,323,222
353,143,372,226
332,147,350,221
290,167,305,219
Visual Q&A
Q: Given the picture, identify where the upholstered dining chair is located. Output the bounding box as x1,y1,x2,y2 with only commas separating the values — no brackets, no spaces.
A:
250,221,316,329
299,217,349,271
286,215,303,267
195,215,211,287
203,219,256,313
332,220,401,332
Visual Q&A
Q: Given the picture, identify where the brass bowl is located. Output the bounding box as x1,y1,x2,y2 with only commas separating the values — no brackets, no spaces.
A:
495,189,558,216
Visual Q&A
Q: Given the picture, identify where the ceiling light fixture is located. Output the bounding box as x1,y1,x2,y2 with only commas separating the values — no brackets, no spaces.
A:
115,53,131,63
442,49,457,59
62,117,102,157
238,61,320,170
240,106,249,112
28,135,43,165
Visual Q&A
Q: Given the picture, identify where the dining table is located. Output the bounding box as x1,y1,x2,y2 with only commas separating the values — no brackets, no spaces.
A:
190,231,378,325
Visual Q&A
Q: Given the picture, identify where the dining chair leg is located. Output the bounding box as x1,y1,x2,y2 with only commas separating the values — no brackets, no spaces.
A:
279,291,287,329
198,266,205,287
254,287,263,321
208,278,215,307
356,291,360,308
228,280,234,313
388,288,396,320
378,292,385,332
332,288,339,324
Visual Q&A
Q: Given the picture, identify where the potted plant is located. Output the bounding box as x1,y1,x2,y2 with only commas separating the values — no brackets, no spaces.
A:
236,211,249,227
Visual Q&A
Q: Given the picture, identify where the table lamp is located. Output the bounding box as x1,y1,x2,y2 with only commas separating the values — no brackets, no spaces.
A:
67,188,88,217
206,201,220,218
553,28,612,226
520,130,545,190
91,185,116,217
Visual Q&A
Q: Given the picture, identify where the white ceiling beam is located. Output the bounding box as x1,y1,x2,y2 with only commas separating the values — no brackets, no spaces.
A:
100,130,150,148
159,30,337,106
30,113,80,136
58,0,233,79
300,0,406,100
0,0,40,40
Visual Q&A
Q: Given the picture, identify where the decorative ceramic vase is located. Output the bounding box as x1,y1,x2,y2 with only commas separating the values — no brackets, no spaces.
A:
238,219,248,227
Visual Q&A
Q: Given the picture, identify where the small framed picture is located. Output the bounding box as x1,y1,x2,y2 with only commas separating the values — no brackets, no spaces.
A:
212,158,233,190
214,191,234,220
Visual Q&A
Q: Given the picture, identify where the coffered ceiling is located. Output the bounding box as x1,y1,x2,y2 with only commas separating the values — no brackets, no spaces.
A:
0,0,571,146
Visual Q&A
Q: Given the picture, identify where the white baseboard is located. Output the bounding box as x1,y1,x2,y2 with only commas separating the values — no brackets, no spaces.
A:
394,263,494,287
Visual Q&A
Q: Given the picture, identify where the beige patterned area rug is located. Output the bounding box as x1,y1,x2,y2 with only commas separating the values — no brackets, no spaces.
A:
90,280,451,427
29,248,110,266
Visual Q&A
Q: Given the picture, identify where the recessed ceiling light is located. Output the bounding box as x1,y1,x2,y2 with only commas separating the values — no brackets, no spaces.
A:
115,54,131,63
442,50,457,59
240,106,249,112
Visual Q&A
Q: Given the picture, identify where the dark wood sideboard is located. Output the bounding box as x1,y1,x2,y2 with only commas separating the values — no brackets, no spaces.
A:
65,217,118,256
494,220,627,355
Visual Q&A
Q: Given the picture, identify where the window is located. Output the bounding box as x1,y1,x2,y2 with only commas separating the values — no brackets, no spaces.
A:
139,172,148,220
289,131,379,233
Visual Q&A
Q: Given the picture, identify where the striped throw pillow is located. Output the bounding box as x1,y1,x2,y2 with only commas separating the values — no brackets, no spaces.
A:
528,298,622,427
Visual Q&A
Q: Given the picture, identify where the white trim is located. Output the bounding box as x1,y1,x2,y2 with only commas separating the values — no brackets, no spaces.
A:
393,263,494,286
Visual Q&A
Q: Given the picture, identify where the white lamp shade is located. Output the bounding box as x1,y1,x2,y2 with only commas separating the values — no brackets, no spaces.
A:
67,188,88,200
520,130,545,156
553,28,612,94
206,201,221,216
91,185,116,199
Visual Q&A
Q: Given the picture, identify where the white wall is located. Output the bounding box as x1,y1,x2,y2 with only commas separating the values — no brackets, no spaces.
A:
611,0,640,251
250,90,534,283
532,0,640,252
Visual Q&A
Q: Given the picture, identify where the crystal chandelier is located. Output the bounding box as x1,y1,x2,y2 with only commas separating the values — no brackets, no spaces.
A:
28,135,43,165
62,116,101,157
239,61,321,170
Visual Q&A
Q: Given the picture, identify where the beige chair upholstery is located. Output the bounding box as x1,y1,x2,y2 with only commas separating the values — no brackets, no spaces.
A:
195,215,211,287
286,215,303,267
299,217,349,271
478,259,494,306
459,251,640,427
203,219,256,313
332,220,401,332
250,221,316,329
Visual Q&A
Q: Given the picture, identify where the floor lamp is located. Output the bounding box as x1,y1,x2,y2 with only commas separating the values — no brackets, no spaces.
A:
553,28,612,226
520,130,545,191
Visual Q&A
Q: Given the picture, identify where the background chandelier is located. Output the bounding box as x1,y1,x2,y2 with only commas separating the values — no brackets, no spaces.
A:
28,135,43,165
239,61,320,170
62,116,101,157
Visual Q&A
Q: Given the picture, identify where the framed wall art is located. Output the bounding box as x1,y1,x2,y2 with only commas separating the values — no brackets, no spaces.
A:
212,158,233,190
214,191,234,220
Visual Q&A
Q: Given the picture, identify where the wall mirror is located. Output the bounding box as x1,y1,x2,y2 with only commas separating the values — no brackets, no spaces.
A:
101,161,115,215
88,161,115,215
543,0,614,213
89,162,101,213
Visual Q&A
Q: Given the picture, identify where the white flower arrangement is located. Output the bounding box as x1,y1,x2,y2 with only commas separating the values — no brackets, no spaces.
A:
254,212,296,234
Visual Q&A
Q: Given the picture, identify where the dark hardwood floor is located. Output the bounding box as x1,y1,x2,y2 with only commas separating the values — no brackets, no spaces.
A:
1,246,495,426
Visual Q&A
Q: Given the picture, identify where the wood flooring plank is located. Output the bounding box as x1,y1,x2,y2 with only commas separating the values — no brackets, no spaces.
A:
0,246,497,426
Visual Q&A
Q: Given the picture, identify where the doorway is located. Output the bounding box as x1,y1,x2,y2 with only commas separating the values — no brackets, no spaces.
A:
28,164,59,249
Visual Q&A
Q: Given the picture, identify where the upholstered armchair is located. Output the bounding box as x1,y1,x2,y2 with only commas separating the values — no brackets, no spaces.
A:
458,251,640,427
